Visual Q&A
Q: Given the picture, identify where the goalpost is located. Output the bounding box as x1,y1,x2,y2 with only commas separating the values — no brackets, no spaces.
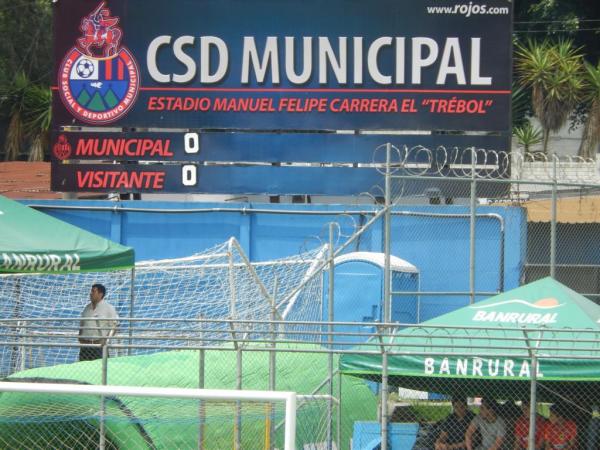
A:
0,381,308,450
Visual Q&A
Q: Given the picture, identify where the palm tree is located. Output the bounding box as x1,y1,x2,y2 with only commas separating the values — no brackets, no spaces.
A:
515,39,584,154
513,122,543,154
0,73,28,160
22,83,51,161
577,62,600,159
0,72,51,161
511,83,531,129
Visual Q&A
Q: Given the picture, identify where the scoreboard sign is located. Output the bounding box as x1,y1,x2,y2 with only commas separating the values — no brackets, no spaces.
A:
52,0,513,195
50,132,510,194
53,0,513,131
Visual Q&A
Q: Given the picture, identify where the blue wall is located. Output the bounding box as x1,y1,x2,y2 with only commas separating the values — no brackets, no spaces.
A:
22,200,526,305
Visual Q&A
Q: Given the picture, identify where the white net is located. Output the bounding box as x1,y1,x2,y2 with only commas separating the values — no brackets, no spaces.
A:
0,238,327,375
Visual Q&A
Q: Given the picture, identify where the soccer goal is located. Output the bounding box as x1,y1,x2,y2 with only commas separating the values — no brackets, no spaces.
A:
0,237,328,373
0,381,336,450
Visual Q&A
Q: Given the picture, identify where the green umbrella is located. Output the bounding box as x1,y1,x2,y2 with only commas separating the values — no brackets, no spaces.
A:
340,278,600,401
0,195,133,273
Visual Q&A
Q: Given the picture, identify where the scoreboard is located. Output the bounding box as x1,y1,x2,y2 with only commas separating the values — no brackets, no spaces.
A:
51,0,513,195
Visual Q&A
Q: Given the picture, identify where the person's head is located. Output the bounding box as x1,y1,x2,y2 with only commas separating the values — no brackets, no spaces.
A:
90,283,106,304
479,398,498,421
549,404,565,424
451,397,469,417
519,399,530,416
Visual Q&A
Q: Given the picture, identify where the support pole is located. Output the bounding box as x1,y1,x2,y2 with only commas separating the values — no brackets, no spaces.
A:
384,143,392,323
528,352,538,450
522,330,541,450
198,319,205,450
228,241,237,320
235,347,242,450
99,344,108,450
12,280,22,374
381,348,389,450
327,223,335,450
381,143,392,450
469,148,477,304
337,370,342,450
498,219,505,293
283,393,297,450
267,278,278,449
550,156,557,279
129,267,135,356
227,242,242,450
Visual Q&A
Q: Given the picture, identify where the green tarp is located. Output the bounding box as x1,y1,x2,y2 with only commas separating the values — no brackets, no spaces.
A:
0,196,133,273
340,278,600,401
0,344,377,449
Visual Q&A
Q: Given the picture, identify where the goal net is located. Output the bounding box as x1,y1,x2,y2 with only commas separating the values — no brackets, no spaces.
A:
0,238,327,374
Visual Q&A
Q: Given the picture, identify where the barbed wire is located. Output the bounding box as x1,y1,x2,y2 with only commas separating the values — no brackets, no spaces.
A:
371,145,598,182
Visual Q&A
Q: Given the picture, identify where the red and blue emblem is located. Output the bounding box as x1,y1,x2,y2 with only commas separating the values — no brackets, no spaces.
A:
58,2,139,124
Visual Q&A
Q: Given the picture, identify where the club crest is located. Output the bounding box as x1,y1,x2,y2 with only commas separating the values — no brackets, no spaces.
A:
53,134,72,160
58,2,140,124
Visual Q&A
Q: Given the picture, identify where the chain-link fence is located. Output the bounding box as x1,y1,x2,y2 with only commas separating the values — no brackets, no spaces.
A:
1,319,599,449
383,146,600,304
2,147,600,448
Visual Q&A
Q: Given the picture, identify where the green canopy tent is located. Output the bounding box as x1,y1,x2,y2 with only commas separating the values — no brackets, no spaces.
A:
340,278,600,402
0,195,133,273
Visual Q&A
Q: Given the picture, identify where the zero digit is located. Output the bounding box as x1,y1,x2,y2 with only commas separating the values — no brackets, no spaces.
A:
184,132,200,154
182,164,197,186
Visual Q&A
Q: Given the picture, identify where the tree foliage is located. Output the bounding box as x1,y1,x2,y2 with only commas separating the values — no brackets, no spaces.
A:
515,0,600,62
513,122,543,154
515,1,600,156
0,72,51,161
515,39,585,154
0,0,52,86
0,1,52,160
577,62,600,159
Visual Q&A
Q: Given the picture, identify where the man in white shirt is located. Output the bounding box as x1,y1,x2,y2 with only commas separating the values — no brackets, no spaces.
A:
78,283,118,361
